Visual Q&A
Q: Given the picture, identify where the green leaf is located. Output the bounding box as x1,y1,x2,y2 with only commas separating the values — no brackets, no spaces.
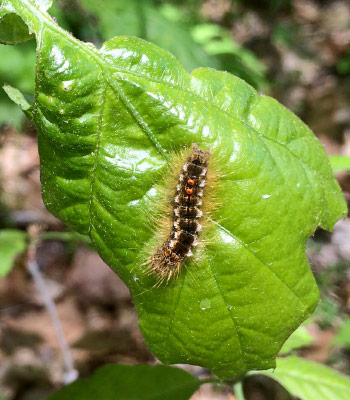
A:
254,356,350,400
0,229,27,276
0,42,36,127
0,13,32,44
332,318,350,348
46,364,201,400
279,325,313,355
3,84,31,112
2,0,347,379
0,2,33,44
329,155,350,174
191,23,268,89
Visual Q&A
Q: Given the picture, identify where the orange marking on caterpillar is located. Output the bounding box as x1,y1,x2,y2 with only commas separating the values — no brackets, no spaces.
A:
187,178,195,186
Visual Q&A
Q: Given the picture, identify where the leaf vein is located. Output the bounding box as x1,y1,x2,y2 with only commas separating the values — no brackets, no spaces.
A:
165,273,186,348
209,218,307,311
88,81,107,235
111,69,331,185
209,262,247,370
106,78,168,160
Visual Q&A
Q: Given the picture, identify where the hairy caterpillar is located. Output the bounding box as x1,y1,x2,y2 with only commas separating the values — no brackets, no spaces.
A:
149,144,210,283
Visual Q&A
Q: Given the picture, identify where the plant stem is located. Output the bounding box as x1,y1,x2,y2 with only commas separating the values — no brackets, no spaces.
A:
233,381,245,400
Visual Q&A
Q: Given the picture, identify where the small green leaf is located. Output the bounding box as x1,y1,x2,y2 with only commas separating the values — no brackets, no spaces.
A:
3,84,31,112
1,0,347,379
0,41,35,126
332,318,350,348
254,356,350,400
191,23,267,89
46,364,201,400
329,155,350,174
0,229,27,277
0,8,33,44
279,325,313,355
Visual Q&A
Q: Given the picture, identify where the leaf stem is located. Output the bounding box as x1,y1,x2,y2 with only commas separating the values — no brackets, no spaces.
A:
233,381,245,400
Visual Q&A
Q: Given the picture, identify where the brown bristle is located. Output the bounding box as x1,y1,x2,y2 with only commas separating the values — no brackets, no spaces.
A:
149,144,210,283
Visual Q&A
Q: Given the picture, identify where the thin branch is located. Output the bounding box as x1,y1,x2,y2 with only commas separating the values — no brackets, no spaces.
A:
27,226,78,385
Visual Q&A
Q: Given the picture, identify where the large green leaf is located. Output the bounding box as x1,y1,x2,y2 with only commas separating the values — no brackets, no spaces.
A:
0,0,346,379
46,364,201,400
254,356,350,400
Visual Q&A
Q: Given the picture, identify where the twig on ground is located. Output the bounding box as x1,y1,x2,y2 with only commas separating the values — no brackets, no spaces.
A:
26,224,78,385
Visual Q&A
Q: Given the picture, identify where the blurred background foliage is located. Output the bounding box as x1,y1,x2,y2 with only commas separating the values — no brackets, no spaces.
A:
0,1,349,399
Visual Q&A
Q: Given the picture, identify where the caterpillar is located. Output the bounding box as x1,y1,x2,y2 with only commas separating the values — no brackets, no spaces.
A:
149,144,210,283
